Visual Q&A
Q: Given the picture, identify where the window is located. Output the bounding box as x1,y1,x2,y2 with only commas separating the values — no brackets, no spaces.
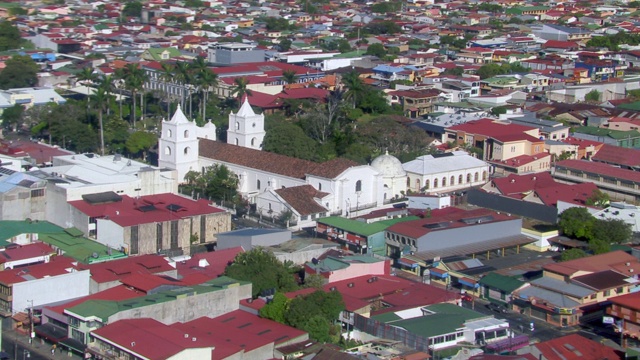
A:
257,180,261,190
510,146,516,152
604,290,611,297
31,189,44,197
251,137,256,147
425,179,429,189
442,177,447,187
482,171,487,181
590,294,597,299
234,138,239,145
165,146,172,156
407,177,411,187
474,172,479,181
130,225,139,255
415,179,420,189
616,287,623,294
184,130,189,138
200,216,206,243
458,175,463,184
184,146,190,155
355,180,362,192
167,129,172,137
434,178,438,188
156,223,163,252
170,221,179,249
71,329,85,344
235,122,240,130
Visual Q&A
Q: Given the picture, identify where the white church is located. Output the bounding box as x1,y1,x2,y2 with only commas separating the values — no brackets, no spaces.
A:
158,98,411,229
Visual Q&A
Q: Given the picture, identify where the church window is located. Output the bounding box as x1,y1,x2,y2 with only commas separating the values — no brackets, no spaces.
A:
257,180,261,190
235,122,240,130
467,174,471,183
442,177,446,187
415,179,419,189
165,146,172,156
482,171,487,181
355,180,362,192
425,180,429,189
252,123,256,128
184,147,190,155
458,175,463,184
167,129,172,137
234,138,239,146
184,130,189,138
251,137,257,146
450,176,455,186
474,172,479,181
434,178,438,188
318,183,322,191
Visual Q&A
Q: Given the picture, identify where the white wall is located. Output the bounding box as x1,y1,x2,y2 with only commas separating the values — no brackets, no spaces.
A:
96,220,125,250
13,270,90,313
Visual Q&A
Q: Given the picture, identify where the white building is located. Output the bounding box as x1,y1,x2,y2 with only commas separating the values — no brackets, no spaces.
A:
227,98,265,150
370,151,408,201
403,151,490,194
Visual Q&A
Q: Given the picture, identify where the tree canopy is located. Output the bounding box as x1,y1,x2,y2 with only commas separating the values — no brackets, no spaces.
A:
284,290,344,342
183,164,239,203
0,22,23,51
0,55,39,89
224,248,299,298
558,206,633,250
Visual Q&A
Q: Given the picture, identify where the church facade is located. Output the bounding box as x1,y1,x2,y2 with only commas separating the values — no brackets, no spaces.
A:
158,99,403,229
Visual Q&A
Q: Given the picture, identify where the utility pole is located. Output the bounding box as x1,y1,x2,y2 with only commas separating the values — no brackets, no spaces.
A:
28,300,34,345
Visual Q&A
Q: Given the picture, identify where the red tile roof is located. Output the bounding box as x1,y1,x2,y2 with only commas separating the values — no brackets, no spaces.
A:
491,172,557,196
543,251,640,277
533,334,623,360
0,141,73,165
559,136,603,150
448,119,537,139
608,291,640,312
274,185,330,216
176,246,243,279
534,182,598,206
592,144,640,168
554,159,640,183
80,254,174,284
69,193,225,228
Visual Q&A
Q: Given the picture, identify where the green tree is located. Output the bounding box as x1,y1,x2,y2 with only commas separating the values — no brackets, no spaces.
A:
560,248,588,261
304,315,333,343
122,1,143,17
182,164,239,202
592,218,633,244
585,89,601,102
588,238,611,254
278,38,292,51
1,104,24,132
558,207,596,240
342,71,365,109
104,116,130,153
262,121,317,160
284,290,344,342
259,292,289,323
365,43,386,58
224,248,299,297
230,77,253,100
125,131,156,160
304,274,326,289
0,21,22,51
282,69,298,86
585,189,609,207
336,39,352,53
91,87,110,155
443,67,464,76
0,55,39,89
122,63,148,127
490,106,508,117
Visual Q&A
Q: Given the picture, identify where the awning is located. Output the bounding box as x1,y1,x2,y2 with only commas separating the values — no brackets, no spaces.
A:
459,276,479,288
35,323,67,343
398,258,419,269
59,338,87,354
429,268,449,278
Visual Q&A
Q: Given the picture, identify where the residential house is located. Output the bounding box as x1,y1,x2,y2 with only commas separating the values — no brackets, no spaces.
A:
304,254,390,283
607,291,640,344
545,137,603,160
0,87,66,117
387,88,445,118
532,24,592,42
215,228,291,252
479,272,527,306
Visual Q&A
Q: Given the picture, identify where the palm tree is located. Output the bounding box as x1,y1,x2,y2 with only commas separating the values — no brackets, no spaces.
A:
114,68,126,119
230,77,253,101
282,69,298,88
76,66,96,87
122,63,148,128
159,62,175,119
197,69,218,123
99,75,115,117
341,70,365,109
91,86,110,156
175,61,193,110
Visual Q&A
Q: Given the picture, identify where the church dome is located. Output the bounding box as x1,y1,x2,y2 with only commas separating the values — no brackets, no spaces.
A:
371,151,405,177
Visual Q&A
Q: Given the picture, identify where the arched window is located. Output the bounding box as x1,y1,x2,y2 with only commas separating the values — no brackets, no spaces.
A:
355,180,362,192
235,122,240,130
164,146,172,156
458,174,463,184
184,147,190,155
415,179,420,189
318,183,322,191
442,177,447,187
184,130,189,138
234,138,239,146
257,180,261,190
407,177,411,187
251,137,256,147
167,129,172,138
384,193,387,200
424,179,430,189
474,172,479,181
467,173,471,183
450,176,455,186
434,178,438,188
482,171,487,181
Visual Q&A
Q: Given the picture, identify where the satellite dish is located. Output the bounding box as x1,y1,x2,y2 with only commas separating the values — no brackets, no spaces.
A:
92,252,99,258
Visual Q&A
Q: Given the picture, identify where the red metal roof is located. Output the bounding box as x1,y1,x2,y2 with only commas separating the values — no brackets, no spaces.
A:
0,256,80,285
0,141,73,165
592,144,640,168
534,334,623,360
176,246,243,279
555,159,640,183
448,119,537,138
0,243,56,265
608,291,640,312
69,193,225,228
491,172,557,196
80,254,174,284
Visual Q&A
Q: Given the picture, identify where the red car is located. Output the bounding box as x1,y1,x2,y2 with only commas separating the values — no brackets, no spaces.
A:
461,294,474,302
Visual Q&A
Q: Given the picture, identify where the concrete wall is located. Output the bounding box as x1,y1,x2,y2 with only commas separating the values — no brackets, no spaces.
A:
218,230,290,251
96,219,124,250
0,187,46,221
274,245,337,265
168,348,214,360
327,261,388,283
213,49,265,65
108,282,252,325
417,219,522,252
13,270,90,313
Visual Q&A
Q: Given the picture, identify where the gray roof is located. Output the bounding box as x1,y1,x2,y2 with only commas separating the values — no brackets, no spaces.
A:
530,277,594,298
516,285,581,309
219,228,290,237
403,151,488,175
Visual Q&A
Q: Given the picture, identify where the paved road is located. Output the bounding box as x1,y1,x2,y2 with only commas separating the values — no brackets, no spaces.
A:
0,331,81,360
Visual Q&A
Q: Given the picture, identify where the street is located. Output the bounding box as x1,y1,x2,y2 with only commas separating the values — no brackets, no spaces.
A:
2,335,48,360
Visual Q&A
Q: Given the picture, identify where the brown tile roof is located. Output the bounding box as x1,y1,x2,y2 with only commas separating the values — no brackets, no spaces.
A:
571,270,629,291
275,185,329,216
543,250,640,277
198,140,360,180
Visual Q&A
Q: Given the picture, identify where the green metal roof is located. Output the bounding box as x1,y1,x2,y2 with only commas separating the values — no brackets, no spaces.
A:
617,101,640,111
334,51,364,59
316,216,419,237
572,126,640,140
38,232,127,264
373,303,484,338
306,254,382,272
479,272,525,293
66,276,249,322
0,220,64,243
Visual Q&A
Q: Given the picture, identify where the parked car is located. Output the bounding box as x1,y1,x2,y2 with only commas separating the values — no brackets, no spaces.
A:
487,302,507,313
461,294,474,302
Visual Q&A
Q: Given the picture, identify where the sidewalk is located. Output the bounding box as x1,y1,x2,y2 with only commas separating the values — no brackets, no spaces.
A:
3,330,80,359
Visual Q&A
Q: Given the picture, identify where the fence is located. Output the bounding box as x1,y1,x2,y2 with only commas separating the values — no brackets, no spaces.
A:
353,313,431,352
467,189,558,223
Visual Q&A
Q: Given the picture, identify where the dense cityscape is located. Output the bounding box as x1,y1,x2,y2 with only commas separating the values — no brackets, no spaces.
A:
0,0,639,359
